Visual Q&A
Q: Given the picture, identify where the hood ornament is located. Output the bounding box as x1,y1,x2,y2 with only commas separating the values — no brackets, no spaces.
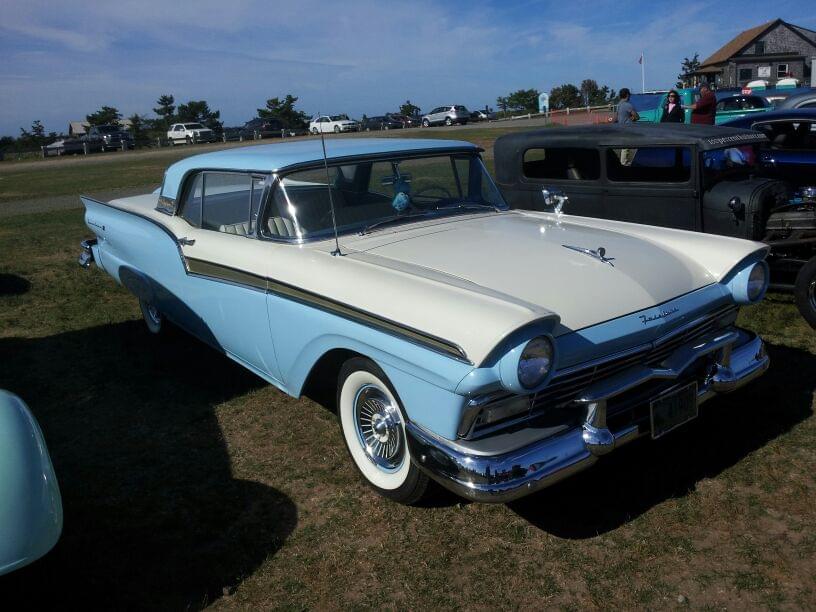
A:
562,245,615,266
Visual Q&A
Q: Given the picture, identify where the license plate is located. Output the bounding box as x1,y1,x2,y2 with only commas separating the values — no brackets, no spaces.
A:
650,382,698,439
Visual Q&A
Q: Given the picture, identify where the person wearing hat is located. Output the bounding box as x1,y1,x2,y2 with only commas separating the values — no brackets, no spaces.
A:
688,82,716,125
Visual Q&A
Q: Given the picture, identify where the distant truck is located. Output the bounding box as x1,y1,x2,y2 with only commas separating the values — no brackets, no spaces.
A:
166,122,217,145
83,125,134,151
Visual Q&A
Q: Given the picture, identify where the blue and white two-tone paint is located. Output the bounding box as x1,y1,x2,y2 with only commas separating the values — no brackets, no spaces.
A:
80,137,771,504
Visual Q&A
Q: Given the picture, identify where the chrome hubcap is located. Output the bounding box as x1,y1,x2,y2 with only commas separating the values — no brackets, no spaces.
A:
146,304,161,325
353,384,404,471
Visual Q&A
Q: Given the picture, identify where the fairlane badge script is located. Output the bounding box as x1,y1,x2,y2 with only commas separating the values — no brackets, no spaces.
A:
639,307,679,325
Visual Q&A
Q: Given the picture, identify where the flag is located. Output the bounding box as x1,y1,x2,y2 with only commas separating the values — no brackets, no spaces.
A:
638,54,643,65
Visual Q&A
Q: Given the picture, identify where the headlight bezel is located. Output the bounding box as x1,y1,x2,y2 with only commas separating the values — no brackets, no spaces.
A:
727,259,769,305
498,333,557,394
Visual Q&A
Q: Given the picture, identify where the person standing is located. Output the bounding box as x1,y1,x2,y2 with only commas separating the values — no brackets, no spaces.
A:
660,90,685,123
615,88,640,124
689,82,716,125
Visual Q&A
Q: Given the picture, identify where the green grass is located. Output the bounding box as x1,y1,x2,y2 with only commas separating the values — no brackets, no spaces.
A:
0,133,814,609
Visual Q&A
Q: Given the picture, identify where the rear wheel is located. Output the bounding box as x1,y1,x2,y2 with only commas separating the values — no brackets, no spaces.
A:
139,299,163,334
334,125,341,133
337,357,428,504
794,256,816,329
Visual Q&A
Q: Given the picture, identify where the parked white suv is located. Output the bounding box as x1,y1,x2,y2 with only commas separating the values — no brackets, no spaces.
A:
167,123,217,145
309,115,359,134
422,105,470,127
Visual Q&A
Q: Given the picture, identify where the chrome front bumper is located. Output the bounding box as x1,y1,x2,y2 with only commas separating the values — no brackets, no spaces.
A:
407,328,769,503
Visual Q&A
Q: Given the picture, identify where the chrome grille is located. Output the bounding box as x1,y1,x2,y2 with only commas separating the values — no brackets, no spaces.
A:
466,305,738,438
531,304,736,413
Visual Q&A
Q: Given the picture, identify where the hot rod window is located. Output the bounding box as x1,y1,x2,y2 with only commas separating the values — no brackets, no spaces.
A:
607,147,691,182
522,148,600,180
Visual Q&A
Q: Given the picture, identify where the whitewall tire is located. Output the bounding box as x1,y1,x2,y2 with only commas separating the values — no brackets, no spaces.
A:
337,358,428,504
139,299,163,334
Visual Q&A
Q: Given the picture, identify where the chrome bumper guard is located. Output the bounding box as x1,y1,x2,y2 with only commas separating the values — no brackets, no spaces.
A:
78,238,97,268
406,328,769,503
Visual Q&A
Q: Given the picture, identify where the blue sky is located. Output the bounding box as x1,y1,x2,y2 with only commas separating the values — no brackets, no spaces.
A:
1,0,814,136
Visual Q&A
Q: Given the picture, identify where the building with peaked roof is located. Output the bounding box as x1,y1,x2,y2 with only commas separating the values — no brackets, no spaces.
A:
685,18,816,88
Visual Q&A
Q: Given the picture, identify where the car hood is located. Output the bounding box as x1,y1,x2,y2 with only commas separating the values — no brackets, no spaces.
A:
342,211,761,332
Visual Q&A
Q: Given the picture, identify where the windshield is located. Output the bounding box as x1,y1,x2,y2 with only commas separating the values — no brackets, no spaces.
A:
702,145,759,187
263,154,508,241
97,125,119,133
184,123,205,129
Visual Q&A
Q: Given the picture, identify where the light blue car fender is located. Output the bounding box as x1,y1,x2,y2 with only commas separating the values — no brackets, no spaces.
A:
0,390,63,575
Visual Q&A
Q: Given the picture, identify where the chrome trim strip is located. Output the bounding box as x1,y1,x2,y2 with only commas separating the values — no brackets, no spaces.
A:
83,197,470,363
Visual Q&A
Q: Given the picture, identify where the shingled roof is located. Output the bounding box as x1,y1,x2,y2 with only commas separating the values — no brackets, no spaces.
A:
700,19,780,67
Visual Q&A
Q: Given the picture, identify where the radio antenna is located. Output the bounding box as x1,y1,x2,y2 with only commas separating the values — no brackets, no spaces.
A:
318,112,342,256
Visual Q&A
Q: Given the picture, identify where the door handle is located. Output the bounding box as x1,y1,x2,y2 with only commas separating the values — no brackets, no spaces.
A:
178,237,195,246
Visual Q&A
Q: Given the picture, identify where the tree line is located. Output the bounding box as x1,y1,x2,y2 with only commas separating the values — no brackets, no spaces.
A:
2,94,427,153
496,79,618,116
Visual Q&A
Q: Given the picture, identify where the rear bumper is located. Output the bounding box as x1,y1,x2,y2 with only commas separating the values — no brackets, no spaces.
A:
406,328,769,503
78,238,97,268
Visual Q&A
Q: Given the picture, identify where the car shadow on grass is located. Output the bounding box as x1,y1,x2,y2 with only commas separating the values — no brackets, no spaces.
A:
509,342,815,538
0,273,30,296
0,320,297,609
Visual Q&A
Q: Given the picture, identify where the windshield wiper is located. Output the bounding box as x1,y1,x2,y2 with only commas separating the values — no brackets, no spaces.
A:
434,202,503,213
359,211,437,235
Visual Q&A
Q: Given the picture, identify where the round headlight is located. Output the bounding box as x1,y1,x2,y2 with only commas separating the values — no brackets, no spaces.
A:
747,262,768,302
518,336,554,389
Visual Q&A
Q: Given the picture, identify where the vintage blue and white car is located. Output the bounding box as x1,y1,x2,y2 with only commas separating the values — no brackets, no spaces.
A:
79,138,771,503
0,390,62,574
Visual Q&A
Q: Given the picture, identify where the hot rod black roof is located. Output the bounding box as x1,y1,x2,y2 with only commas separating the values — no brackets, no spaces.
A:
494,123,768,155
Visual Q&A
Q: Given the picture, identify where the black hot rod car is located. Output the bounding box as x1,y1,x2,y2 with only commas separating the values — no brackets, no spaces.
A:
494,124,816,327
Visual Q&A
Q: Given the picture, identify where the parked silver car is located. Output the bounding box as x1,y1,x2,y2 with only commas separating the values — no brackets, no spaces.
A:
422,105,470,127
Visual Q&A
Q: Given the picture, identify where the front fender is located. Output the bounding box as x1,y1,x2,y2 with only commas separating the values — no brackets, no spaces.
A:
0,391,62,575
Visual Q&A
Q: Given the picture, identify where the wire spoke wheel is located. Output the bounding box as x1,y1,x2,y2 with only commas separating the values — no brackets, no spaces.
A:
354,385,405,471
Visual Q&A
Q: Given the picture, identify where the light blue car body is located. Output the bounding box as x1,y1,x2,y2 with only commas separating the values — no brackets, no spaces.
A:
0,390,62,575
79,138,771,502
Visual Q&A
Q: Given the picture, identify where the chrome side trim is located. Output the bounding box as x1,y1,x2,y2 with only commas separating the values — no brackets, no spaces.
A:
82,197,470,364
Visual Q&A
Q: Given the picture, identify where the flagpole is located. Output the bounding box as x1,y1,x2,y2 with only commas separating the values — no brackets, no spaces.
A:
641,51,646,93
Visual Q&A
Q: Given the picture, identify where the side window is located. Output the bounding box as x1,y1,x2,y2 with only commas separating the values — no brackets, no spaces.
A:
181,173,203,227
607,147,691,182
522,148,601,180
202,172,253,232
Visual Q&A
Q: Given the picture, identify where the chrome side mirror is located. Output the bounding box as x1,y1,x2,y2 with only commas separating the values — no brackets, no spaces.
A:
541,188,568,214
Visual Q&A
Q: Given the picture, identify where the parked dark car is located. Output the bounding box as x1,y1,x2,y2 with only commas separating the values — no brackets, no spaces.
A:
360,115,404,131
775,90,816,110
83,125,134,151
388,113,421,128
494,124,816,327
238,118,287,140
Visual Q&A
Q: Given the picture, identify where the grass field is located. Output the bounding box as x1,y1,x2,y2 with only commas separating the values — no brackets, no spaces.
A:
0,129,814,609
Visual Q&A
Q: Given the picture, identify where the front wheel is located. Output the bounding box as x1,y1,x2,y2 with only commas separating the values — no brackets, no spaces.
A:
311,128,319,135
139,299,163,334
445,117,453,126
794,256,816,329
422,119,430,128
337,357,429,504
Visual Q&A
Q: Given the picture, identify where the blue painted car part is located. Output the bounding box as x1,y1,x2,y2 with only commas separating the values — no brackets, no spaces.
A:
159,139,481,203
0,390,62,575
